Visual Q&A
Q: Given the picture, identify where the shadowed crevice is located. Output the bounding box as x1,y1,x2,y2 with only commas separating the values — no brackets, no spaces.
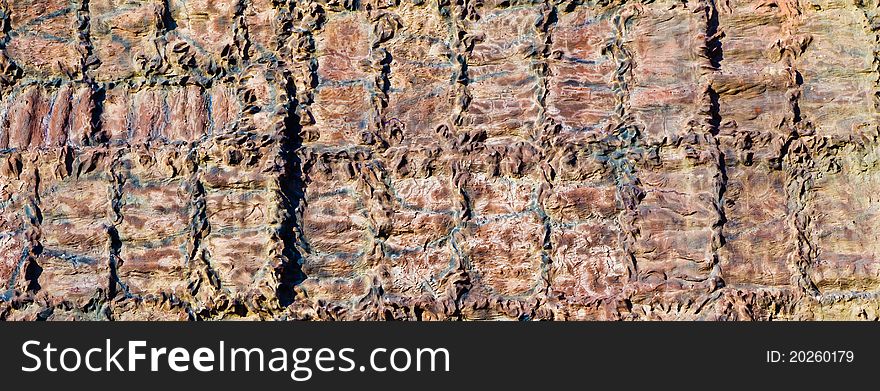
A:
275,73,308,308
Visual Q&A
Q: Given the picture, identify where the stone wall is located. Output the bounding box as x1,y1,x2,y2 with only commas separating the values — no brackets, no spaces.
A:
1,0,879,320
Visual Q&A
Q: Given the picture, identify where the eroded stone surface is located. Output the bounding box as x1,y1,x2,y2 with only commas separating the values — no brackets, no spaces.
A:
0,0,879,320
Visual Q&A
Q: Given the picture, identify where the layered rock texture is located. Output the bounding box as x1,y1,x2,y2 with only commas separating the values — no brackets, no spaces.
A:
1,0,879,320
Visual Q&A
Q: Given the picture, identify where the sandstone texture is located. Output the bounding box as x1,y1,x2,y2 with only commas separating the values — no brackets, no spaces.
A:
1,0,879,320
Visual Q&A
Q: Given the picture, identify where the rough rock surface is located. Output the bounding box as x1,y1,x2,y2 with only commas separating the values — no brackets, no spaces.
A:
1,0,879,320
